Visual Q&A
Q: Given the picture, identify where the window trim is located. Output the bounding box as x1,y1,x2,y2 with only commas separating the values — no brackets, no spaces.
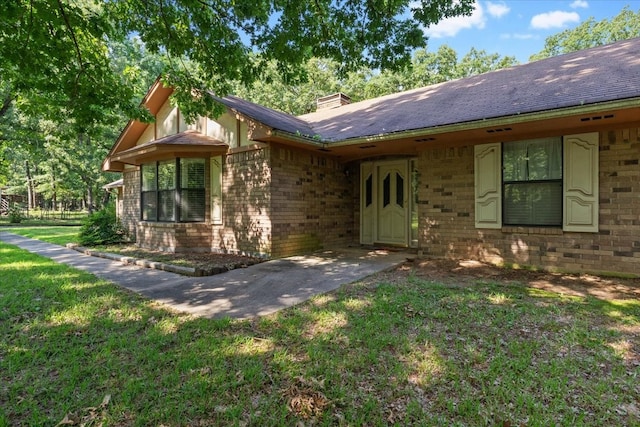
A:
140,158,207,223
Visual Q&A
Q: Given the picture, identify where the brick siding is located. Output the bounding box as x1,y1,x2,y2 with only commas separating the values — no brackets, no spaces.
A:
269,144,356,258
212,147,273,257
121,169,140,240
417,128,640,275
136,222,212,253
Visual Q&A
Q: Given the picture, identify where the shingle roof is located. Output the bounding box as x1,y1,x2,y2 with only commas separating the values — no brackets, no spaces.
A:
216,37,640,143
212,94,316,137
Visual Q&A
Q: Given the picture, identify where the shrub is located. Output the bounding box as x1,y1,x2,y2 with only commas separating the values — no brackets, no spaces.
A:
78,205,128,246
8,204,24,224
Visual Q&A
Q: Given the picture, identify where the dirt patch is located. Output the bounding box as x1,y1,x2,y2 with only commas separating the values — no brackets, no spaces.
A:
389,258,640,300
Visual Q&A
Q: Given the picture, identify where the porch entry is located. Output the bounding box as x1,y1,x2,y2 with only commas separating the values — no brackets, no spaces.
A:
360,159,417,247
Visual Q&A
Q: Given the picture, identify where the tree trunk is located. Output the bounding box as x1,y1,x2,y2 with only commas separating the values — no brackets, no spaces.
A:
51,168,58,211
25,160,36,209
0,92,12,118
86,183,94,215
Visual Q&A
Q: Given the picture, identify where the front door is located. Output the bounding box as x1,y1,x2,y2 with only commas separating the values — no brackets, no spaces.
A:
360,160,410,246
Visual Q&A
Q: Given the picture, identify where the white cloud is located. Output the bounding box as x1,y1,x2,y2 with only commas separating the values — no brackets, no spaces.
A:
570,0,589,8
530,11,580,29
486,1,510,18
424,1,486,38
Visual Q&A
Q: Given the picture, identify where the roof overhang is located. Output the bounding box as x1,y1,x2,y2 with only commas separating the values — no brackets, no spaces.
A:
270,98,640,161
103,178,124,190
110,130,229,166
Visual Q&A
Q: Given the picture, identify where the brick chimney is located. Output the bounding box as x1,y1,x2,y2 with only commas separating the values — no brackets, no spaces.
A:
316,93,351,111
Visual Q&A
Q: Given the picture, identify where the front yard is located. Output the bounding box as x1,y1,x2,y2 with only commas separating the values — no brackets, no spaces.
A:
1,231,639,425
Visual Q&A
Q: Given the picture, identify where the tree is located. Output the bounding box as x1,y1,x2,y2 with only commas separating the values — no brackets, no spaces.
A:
0,0,475,126
233,45,517,115
530,6,640,61
0,36,162,211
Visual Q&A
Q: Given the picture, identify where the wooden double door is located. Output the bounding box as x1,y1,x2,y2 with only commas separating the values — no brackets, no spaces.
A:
360,160,411,246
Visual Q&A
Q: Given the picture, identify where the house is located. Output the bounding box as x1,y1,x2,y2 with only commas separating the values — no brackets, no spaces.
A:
102,178,124,218
103,37,640,276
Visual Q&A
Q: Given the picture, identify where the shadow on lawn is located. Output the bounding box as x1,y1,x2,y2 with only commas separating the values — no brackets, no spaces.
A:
1,243,639,426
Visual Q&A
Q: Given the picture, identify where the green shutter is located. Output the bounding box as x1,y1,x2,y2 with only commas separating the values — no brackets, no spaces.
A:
563,132,599,232
475,143,502,229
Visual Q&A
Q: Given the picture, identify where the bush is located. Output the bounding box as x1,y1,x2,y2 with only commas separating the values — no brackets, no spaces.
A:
78,205,127,246
8,204,24,224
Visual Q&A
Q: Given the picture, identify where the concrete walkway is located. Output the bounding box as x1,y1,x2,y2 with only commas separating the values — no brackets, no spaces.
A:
0,232,410,320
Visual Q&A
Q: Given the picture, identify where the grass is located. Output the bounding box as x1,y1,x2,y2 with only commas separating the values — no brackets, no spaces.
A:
1,242,639,426
0,226,81,246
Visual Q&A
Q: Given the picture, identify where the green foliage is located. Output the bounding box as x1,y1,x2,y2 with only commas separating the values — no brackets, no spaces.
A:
78,205,127,246
234,46,518,115
0,0,475,126
530,6,640,61
7,204,24,223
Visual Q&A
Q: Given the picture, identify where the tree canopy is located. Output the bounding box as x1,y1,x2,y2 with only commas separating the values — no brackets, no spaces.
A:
530,6,640,61
0,0,475,126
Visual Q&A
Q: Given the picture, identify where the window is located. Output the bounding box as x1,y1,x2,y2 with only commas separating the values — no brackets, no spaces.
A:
140,158,206,222
180,159,206,222
474,132,599,232
158,160,176,221
502,137,562,226
141,164,158,221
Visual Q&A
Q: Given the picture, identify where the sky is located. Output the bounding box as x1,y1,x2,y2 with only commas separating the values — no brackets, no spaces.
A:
421,0,640,63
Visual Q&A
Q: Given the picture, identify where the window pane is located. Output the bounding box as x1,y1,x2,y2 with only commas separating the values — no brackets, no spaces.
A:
181,189,206,222
504,181,562,226
365,174,372,207
141,164,157,191
158,160,176,190
503,137,561,182
158,190,175,221
503,141,528,182
141,191,157,220
396,172,404,208
383,174,390,207
181,158,205,189
179,159,205,222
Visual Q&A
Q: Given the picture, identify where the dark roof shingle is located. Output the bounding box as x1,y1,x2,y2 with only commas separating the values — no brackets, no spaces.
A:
216,38,640,143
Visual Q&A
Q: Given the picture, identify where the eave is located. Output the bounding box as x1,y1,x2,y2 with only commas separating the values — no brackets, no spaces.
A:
270,98,640,162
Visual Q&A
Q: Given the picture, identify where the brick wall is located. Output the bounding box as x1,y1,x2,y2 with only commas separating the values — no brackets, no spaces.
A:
212,147,273,257
136,222,212,253
121,169,140,240
417,128,640,276
269,144,356,258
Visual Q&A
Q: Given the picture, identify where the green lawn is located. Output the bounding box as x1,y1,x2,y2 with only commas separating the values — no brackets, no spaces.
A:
1,241,639,426
0,226,81,246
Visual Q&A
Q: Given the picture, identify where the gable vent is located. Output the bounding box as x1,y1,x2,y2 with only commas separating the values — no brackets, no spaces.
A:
486,127,513,134
580,114,614,122
415,137,436,142
359,145,376,149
